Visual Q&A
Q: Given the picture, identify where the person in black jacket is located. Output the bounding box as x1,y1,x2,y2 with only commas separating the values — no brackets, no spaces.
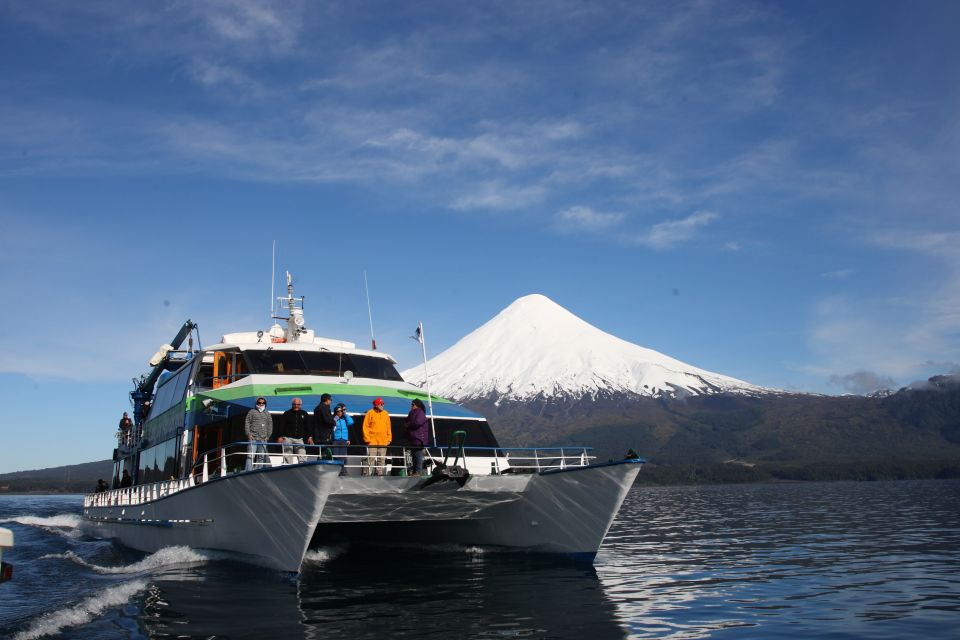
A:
313,393,336,453
279,397,312,463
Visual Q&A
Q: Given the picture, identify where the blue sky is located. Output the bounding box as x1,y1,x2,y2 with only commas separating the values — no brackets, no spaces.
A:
2,0,959,473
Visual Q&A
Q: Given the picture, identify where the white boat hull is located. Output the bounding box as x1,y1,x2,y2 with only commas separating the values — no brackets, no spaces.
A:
315,459,642,559
81,462,341,572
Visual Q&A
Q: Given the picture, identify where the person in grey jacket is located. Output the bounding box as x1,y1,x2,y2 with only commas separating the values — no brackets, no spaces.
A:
245,397,274,471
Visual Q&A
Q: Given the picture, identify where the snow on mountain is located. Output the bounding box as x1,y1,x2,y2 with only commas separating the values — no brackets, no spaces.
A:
401,294,773,401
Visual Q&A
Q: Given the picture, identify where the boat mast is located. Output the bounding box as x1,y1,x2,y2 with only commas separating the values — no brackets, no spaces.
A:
364,270,377,350
417,321,438,446
270,240,276,320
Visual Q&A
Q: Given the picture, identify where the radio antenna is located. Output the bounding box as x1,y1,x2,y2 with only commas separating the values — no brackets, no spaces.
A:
270,240,276,319
364,270,377,350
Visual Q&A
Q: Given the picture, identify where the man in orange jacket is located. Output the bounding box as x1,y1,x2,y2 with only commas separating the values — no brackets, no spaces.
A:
362,397,392,476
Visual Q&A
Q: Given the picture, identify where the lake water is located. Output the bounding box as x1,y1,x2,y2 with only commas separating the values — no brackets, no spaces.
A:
1,479,958,639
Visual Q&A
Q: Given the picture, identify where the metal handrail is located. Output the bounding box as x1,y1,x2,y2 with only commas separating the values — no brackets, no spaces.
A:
83,442,599,508
193,441,597,475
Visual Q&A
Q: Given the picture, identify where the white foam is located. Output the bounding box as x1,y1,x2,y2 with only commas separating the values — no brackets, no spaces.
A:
40,545,209,574
12,579,147,640
303,545,346,563
1,514,82,529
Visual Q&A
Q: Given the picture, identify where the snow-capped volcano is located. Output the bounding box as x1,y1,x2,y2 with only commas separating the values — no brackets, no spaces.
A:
402,294,771,401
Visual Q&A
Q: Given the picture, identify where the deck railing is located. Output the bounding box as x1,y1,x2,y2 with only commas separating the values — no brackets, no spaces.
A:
83,442,596,508
187,442,595,478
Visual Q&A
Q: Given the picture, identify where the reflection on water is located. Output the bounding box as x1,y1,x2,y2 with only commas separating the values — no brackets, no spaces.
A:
2,480,959,639
597,480,960,638
142,552,625,639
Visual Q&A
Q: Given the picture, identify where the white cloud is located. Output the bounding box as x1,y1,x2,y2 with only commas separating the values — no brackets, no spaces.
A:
808,227,960,387
871,230,960,259
828,370,896,395
555,206,624,233
189,0,303,53
630,211,719,250
186,59,264,94
450,182,547,211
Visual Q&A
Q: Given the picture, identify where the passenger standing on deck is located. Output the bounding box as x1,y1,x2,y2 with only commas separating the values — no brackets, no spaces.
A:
362,397,392,476
332,403,353,467
405,399,429,476
120,470,133,487
279,398,311,464
245,397,273,471
118,412,133,446
313,393,336,457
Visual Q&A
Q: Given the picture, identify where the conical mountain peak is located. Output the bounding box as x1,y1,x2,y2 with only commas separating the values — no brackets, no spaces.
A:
402,295,770,401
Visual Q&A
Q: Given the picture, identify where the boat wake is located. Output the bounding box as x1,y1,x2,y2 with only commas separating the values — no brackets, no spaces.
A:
303,545,347,564
11,580,148,640
0,513,83,538
41,545,211,574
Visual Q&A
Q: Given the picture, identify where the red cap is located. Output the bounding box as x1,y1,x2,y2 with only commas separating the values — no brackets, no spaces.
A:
373,397,384,406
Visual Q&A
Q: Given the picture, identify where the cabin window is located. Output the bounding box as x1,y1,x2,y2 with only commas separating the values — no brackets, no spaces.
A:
152,360,193,415
244,349,307,375
428,418,501,449
195,360,214,389
212,350,248,388
138,447,156,484
136,437,180,484
301,351,349,376
350,355,404,381
243,349,403,381
345,417,500,450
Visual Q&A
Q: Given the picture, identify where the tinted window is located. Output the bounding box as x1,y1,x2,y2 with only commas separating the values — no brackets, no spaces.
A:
162,438,178,479
244,350,307,374
432,418,500,449
301,351,350,376
244,350,402,381
350,355,404,381
138,447,155,484
346,417,500,449
153,361,192,415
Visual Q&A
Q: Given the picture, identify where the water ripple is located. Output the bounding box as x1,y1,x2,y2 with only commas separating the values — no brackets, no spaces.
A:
596,480,960,638
2,480,958,638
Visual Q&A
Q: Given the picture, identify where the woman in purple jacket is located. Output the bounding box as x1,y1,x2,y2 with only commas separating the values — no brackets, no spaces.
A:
405,399,430,476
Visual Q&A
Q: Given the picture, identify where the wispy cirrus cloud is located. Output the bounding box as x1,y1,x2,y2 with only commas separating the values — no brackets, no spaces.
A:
554,206,625,233
450,182,548,211
629,211,719,250
192,0,302,51
808,226,960,387
186,59,264,94
3,0,957,262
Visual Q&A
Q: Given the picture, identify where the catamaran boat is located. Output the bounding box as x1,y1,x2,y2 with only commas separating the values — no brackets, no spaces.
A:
82,277,643,572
